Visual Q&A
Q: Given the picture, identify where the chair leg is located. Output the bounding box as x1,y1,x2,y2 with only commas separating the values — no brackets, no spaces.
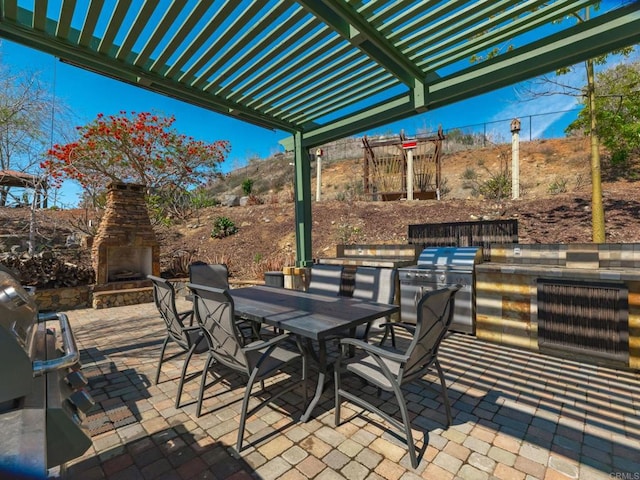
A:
302,350,309,404
378,324,396,349
154,335,170,385
175,343,198,409
237,369,260,452
333,355,342,426
435,359,452,425
196,353,215,418
362,322,372,342
392,383,418,469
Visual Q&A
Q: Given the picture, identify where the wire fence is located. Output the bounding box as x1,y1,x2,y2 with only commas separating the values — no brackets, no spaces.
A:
310,108,581,165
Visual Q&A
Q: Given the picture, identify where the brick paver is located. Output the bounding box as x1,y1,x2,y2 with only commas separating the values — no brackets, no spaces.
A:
63,301,640,479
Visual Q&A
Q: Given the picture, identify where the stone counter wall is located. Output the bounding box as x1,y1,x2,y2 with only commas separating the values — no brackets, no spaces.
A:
489,243,640,268
476,243,640,370
336,244,421,259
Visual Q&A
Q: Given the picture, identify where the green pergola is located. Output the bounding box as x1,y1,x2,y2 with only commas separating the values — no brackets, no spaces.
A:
1,1,638,266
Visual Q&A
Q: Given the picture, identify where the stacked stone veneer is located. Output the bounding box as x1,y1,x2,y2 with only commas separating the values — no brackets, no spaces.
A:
35,286,92,311
92,182,160,285
336,244,422,259
475,243,640,370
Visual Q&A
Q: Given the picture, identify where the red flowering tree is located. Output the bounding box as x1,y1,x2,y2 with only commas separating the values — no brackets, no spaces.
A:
41,111,230,208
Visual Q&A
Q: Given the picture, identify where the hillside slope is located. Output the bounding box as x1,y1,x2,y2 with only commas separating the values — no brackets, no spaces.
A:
161,184,638,280
1,137,638,283
161,137,638,280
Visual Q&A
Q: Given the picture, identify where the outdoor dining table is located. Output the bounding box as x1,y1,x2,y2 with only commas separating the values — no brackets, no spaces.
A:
229,285,399,422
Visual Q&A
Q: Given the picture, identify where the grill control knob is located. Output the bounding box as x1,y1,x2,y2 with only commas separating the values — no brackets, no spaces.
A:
69,389,95,413
65,370,89,389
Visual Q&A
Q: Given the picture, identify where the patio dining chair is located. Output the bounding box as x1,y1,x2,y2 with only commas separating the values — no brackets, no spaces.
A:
188,262,261,343
188,283,308,452
351,266,397,342
334,284,461,468
307,264,343,296
184,262,229,303
148,275,209,409
189,262,229,288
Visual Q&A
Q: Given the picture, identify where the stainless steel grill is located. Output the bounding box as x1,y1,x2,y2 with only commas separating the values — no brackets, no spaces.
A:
398,246,483,334
0,267,93,477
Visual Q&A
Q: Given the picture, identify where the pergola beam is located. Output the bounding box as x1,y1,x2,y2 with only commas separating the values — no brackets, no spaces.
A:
297,0,424,86
0,16,298,133
292,3,640,149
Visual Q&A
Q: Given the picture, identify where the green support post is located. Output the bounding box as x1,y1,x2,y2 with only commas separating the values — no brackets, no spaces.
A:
293,132,313,267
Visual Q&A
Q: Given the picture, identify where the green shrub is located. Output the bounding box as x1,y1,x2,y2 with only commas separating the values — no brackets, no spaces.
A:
479,172,511,199
438,177,451,199
335,180,364,202
242,178,254,195
211,216,238,238
335,221,364,244
548,176,568,195
190,189,219,208
461,161,511,200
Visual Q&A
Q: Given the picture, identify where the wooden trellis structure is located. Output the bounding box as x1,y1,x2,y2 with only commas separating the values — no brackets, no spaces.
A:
362,128,445,201
0,170,48,208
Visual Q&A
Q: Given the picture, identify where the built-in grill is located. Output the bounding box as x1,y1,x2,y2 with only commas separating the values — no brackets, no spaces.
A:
398,246,483,334
0,266,93,478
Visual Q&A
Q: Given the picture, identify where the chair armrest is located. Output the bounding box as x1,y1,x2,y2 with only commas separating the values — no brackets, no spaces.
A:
242,332,293,352
378,321,414,334
243,332,303,371
178,309,194,325
339,337,407,363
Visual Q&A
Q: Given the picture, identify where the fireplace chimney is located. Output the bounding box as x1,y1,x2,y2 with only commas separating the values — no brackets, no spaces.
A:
92,182,160,285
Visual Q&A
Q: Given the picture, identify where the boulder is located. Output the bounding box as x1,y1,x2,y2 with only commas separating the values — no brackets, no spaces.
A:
222,194,240,207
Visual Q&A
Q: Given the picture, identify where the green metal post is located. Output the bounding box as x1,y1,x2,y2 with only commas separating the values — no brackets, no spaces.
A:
293,132,313,267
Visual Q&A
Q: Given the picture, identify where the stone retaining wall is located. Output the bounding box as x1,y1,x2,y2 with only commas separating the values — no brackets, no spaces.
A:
34,284,154,311
35,286,92,312
33,277,261,311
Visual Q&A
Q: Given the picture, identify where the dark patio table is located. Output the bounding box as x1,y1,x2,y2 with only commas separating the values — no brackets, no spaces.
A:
229,285,399,422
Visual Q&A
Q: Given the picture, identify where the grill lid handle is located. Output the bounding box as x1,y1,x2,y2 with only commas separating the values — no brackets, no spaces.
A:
33,312,80,376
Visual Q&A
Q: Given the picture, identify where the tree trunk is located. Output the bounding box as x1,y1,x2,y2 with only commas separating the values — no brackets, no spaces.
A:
587,57,605,243
28,192,37,256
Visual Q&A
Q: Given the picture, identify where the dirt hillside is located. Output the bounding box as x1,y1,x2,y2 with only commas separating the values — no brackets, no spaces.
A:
1,137,638,283
156,137,639,280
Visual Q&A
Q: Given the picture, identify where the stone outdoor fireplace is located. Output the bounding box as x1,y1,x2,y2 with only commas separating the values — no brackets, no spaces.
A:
92,182,160,285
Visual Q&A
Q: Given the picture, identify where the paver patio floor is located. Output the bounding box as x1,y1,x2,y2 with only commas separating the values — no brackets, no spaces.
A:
64,299,640,480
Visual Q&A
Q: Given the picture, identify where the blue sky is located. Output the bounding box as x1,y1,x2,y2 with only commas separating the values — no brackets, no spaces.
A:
0,38,607,207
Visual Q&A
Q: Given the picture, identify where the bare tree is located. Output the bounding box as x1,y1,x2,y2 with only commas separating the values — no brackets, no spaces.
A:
510,7,634,243
0,46,73,253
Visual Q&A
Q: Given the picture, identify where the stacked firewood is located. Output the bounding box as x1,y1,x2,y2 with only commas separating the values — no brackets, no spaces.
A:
0,251,95,289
